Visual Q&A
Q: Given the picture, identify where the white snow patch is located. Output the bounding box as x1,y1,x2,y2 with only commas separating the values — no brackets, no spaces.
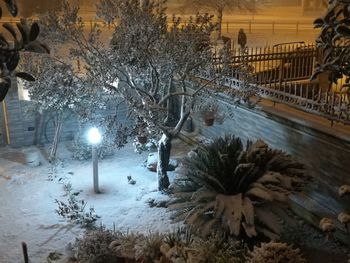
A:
0,143,184,262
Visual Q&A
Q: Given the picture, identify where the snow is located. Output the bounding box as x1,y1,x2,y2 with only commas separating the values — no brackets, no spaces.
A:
0,142,186,263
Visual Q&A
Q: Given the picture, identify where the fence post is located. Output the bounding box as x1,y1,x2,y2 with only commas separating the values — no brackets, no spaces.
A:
226,22,229,33
296,21,299,34
331,92,335,126
279,58,284,87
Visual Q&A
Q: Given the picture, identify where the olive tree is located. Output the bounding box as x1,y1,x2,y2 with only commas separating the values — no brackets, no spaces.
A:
312,0,350,93
40,0,223,191
41,0,260,191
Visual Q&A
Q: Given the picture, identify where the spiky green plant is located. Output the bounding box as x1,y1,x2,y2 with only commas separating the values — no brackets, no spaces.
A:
170,135,309,239
188,234,248,263
248,242,306,263
135,232,164,262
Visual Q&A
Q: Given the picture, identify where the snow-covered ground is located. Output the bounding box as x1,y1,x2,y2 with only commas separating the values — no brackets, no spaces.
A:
0,141,189,262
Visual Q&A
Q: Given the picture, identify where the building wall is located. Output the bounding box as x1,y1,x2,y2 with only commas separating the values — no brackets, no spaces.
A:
0,81,131,148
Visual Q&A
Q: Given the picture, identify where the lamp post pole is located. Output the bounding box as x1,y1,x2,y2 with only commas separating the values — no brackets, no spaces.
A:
87,127,102,194
92,145,99,193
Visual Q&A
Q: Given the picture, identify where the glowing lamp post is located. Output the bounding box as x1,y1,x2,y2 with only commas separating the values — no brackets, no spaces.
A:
87,127,102,193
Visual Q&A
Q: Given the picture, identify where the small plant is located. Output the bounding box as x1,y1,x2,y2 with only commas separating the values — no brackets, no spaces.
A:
170,135,309,239
109,231,145,260
164,227,194,248
133,137,158,154
248,242,306,263
55,183,100,228
136,232,164,262
200,103,220,126
188,234,248,263
161,227,195,262
76,226,119,263
132,117,159,154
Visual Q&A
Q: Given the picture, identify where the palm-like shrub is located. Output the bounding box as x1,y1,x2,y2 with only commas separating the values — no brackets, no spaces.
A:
170,135,309,239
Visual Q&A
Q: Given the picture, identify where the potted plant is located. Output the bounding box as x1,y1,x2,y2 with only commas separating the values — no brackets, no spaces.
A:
133,118,148,144
200,104,219,126
137,134,148,144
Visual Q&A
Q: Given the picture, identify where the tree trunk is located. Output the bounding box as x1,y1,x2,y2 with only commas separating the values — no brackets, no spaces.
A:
157,133,172,191
50,113,63,161
217,10,223,40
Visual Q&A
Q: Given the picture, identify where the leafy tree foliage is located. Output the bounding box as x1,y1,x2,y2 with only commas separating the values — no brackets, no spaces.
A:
40,0,223,190
312,0,350,95
37,0,259,190
20,53,109,160
21,54,106,121
0,0,49,101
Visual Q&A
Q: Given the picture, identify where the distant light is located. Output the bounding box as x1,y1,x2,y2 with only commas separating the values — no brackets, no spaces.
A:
87,127,102,145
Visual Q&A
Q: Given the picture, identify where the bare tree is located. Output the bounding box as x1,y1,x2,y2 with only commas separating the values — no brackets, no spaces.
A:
178,0,265,39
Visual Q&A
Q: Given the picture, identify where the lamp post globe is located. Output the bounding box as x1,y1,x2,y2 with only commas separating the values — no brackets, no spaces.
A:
87,127,102,145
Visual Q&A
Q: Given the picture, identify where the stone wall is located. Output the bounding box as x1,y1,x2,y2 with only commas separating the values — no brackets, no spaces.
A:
0,82,131,147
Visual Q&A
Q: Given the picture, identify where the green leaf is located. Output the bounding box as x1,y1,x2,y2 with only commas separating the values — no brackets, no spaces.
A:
29,22,40,42
339,18,350,26
0,78,11,102
16,22,28,45
3,23,17,41
335,25,350,37
6,51,19,71
0,32,9,47
344,5,349,18
3,0,17,17
15,72,35,81
324,7,335,23
39,43,50,54
25,41,48,53
313,18,324,28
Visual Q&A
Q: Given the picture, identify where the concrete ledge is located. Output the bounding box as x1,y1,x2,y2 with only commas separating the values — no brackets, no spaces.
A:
258,99,350,146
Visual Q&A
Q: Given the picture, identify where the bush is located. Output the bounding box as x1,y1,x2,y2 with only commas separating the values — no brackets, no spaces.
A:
76,227,119,263
75,228,248,263
188,234,248,263
248,242,306,263
170,135,309,239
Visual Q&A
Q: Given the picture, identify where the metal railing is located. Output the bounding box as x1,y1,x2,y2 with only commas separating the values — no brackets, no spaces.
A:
213,44,317,85
198,69,350,126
